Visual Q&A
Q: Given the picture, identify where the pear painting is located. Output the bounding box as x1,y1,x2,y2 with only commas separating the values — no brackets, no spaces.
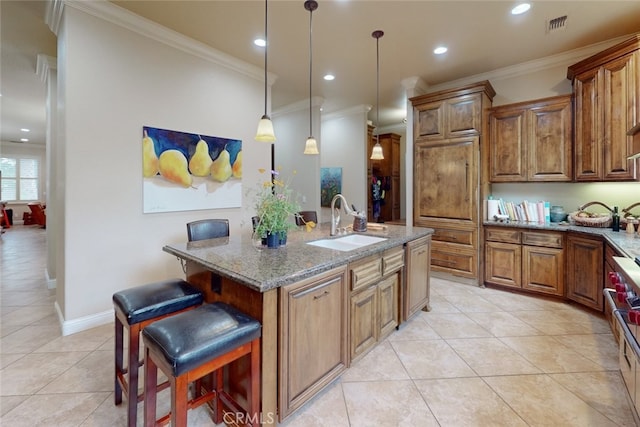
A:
142,130,159,177
189,139,213,176
142,126,242,213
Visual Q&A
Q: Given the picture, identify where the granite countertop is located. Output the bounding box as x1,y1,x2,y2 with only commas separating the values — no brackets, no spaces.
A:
163,223,433,293
483,220,640,259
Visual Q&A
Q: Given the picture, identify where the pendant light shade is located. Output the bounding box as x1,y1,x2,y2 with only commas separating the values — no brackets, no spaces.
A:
255,0,276,143
303,0,319,155
370,30,384,160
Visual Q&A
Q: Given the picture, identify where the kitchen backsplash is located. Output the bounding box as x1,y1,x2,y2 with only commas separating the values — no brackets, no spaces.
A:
491,182,640,215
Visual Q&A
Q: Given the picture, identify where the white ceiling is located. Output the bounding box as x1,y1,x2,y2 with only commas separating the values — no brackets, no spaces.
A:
3,1,640,146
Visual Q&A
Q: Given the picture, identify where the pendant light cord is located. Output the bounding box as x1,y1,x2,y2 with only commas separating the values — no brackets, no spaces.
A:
309,4,313,136
264,0,268,117
376,33,379,146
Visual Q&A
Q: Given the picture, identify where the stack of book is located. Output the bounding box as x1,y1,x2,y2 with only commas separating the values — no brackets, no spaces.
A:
495,199,551,223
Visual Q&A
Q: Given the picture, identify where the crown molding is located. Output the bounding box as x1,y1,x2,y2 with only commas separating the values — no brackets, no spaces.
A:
36,54,57,83
322,104,371,122
62,0,275,84
46,0,64,35
272,96,324,118
426,33,634,93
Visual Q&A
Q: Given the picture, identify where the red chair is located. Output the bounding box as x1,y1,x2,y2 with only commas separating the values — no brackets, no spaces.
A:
27,203,46,228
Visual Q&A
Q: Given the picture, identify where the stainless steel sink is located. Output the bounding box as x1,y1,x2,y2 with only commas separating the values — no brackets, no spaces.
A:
306,234,387,251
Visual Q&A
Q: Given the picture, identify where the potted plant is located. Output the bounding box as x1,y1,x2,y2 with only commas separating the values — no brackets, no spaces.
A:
252,168,301,248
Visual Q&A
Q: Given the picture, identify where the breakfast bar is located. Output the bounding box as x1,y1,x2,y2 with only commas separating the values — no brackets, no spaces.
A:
163,222,433,425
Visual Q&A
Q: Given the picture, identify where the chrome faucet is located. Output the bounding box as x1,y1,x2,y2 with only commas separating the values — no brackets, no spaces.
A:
330,194,356,236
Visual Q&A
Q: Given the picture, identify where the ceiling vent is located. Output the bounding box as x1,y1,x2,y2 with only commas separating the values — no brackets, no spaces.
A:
546,15,568,33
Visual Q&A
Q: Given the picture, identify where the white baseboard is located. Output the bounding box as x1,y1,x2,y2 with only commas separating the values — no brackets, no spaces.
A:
55,301,113,336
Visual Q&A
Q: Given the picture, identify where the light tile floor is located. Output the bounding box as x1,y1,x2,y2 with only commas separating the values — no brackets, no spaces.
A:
1,226,638,426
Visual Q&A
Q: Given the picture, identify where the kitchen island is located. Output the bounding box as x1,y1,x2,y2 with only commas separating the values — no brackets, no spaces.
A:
163,222,433,424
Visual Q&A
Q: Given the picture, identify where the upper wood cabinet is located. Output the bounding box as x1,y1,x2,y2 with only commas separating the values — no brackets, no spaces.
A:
567,34,640,181
416,93,484,141
489,95,573,182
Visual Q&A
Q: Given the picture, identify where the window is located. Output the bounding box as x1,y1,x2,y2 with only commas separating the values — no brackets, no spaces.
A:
1,157,40,202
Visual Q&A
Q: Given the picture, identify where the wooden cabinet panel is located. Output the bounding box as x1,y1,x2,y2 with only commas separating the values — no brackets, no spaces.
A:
431,225,476,246
431,243,477,279
415,138,477,221
485,241,521,289
573,68,601,180
405,236,431,320
382,247,404,276
528,98,573,181
489,95,572,183
350,286,377,360
446,93,483,138
279,266,348,418
521,231,563,248
568,36,640,182
378,274,399,339
485,227,521,244
350,256,382,292
602,53,637,180
417,101,445,140
522,245,564,296
566,234,604,311
489,107,526,181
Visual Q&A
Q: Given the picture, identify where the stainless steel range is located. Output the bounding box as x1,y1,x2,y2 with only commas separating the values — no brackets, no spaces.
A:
605,256,640,418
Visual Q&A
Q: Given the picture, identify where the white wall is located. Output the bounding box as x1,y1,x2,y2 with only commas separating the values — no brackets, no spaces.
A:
321,106,371,223
56,3,271,334
272,97,322,215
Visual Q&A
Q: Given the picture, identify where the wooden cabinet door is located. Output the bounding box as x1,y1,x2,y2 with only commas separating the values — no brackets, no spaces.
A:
485,241,521,289
522,245,564,296
416,100,445,140
405,236,431,320
446,93,482,138
279,267,348,418
415,137,477,221
489,107,527,182
602,52,637,181
574,67,602,181
378,274,399,340
528,97,573,181
566,234,604,311
350,286,377,361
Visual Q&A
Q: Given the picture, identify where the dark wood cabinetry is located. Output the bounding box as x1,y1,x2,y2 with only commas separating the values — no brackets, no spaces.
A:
367,131,401,222
566,233,604,311
489,95,573,182
567,34,640,181
412,81,495,282
404,235,431,320
484,227,564,297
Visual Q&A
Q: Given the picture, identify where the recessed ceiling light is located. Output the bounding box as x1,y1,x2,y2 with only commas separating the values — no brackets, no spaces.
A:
20,138,29,142
20,128,30,132
254,38,266,47
511,3,531,15
433,46,448,55
323,74,335,81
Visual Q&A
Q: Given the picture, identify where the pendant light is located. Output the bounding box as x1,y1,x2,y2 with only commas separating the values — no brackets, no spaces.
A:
255,0,276,143
370,30,384,160
303,0,319,155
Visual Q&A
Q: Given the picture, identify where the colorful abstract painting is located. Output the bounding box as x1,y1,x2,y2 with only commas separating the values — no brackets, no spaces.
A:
142,126,242,213
320,167,342,207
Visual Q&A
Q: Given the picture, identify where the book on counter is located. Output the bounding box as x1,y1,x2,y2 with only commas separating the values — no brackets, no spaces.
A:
496,199,552,223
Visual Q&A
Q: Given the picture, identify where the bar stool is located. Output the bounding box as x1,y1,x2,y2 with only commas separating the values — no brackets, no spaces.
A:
142,302,261,427
113,279,204,427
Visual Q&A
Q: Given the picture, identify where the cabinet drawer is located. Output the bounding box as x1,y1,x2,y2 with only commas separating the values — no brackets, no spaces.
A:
382,247,404,276
350,256,382,292
432,227,475,246
431,244,477,278
605,243,622,266
522,231,563,248
485,227,521,244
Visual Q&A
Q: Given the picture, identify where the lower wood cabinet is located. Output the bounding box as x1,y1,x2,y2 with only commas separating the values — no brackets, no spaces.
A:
485,227,564,296
279,266,348,419
349,247,403,363
405,235,432,320
566,233,604,311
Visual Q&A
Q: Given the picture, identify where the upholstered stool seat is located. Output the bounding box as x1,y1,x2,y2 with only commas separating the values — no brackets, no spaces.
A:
113,279,203,427
142,302,261,427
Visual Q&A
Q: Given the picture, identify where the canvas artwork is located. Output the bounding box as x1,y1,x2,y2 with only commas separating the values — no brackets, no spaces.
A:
142,126,242,213
320,167,342,207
